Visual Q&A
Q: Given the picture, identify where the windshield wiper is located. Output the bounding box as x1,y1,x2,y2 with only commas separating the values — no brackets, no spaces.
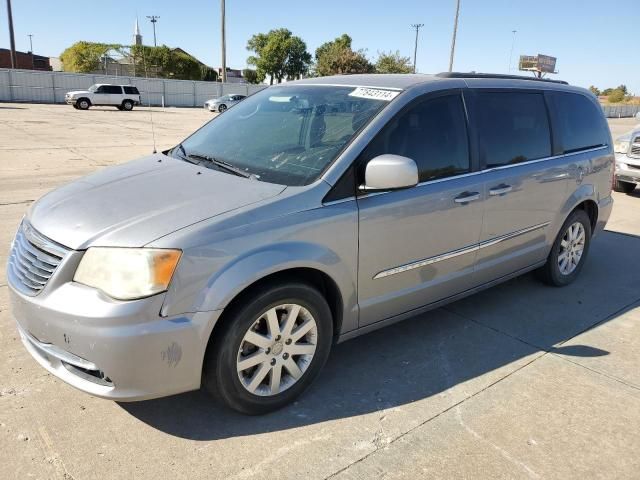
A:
187,152,253,179
173,143,199,164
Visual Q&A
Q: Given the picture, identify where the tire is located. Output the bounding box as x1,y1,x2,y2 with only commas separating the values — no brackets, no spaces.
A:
116,105,124,111
203,282,333,415
537,209,592,287
613,179,636,194
217,104,227,113
72,104,79,110
121,100,134,111
77,98,90,110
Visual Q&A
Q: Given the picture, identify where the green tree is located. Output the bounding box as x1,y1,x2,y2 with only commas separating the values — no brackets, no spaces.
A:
242,68,261,84
130,45,202,80
314,34,374,76
60,41,120,73
247,28,311,84
608,89,625,103
602,88,613,96
617,84,628,95
588,85,601,96
375,50,413,74
200,65,218,82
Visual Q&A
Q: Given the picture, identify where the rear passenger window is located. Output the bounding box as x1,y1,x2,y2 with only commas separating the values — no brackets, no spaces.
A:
551,92,608,153
123,86,139,95
103,85,122,94
475,92,551,168
362,94,470,182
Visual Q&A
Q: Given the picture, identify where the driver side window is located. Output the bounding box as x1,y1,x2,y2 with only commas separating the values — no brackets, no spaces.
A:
361,93,470,183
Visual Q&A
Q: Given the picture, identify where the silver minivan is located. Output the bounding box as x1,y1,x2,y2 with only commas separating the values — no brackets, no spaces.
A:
8,73,614,414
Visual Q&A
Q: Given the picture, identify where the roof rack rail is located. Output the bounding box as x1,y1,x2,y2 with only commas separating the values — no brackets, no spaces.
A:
436,72,568,85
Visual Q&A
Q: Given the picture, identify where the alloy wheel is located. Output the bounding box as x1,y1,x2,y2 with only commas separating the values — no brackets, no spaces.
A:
558,221,586,275
236,304,318,396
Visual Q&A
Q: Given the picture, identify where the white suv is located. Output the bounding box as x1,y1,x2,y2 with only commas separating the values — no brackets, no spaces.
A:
65,84,141,111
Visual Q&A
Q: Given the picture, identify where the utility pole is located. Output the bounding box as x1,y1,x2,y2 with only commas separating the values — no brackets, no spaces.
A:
28,34,34,68
448,0,461,72
220,0,227,83
411,23,424,74
6,0,17,68
146,16,159,47
508,30,517,73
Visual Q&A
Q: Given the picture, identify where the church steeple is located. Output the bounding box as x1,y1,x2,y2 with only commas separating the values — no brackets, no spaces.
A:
133,18,142,46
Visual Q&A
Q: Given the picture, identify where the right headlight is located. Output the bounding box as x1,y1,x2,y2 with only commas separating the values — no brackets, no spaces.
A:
74,247,182,300
614,140,630,154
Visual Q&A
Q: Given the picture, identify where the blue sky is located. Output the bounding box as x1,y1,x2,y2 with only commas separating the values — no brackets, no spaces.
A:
2,0,638,93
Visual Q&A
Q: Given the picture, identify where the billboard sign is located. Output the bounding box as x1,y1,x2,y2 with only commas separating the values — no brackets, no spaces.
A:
519,54,557,74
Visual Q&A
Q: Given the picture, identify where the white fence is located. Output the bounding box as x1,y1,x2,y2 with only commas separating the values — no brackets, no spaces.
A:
601,104,640,119
0,68,266,107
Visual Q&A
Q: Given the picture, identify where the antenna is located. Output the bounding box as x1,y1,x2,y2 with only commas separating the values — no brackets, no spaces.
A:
139,46,158,154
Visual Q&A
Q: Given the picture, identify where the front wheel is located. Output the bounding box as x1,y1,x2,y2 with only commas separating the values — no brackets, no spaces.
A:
217,104,227,113
613,179,636,194
77,98,90,110
204,283,333,415
537,209,591,287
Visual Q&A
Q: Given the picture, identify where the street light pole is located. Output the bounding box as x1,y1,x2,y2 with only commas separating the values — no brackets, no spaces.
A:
411,23,424,74
28,34,34,69
221,0,227,83
508,30,517,73
146,16,159,47
6,0,17,68
448,0,461,72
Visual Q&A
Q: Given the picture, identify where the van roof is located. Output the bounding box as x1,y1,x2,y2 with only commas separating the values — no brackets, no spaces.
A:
289,72,575,92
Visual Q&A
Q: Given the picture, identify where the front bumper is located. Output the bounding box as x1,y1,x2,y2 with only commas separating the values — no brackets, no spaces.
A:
8,273,221,401
615,153,640,184
65,97,76,105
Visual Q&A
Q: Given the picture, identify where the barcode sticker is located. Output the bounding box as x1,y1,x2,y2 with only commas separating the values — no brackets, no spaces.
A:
348,87,400,101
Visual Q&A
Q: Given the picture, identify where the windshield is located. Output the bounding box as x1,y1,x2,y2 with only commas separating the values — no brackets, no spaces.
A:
177,85,393,186
88,85,98,93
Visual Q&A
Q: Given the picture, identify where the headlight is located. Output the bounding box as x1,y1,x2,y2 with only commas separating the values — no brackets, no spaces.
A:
74,248,181,300
614,140,630,154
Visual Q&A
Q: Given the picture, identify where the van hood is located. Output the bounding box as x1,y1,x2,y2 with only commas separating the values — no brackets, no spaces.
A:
27,155,286,249
66,90,90,96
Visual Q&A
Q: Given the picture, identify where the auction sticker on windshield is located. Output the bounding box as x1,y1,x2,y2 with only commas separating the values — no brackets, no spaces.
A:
349,87,400,101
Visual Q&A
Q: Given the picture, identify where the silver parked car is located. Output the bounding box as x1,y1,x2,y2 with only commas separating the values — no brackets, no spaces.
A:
613,123,640,194
204,94,246,112
8,73,613,414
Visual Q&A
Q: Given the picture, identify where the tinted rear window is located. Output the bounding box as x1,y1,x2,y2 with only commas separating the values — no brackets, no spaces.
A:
123,86,139,95
475,92,551,168
551,92,608,153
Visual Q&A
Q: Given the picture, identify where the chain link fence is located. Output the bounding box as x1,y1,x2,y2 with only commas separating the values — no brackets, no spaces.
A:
0,68,266,107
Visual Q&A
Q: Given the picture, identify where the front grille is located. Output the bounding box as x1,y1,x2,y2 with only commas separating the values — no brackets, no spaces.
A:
7,222,69,296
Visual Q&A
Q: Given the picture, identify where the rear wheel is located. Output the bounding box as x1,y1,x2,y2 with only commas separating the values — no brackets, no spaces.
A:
217,104,227,113
613,179,636,194
537,209,591,287
121,100,134,111
203,282,333,415
77,98,90,110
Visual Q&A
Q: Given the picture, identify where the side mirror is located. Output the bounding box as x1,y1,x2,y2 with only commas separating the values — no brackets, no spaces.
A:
361,154,419,191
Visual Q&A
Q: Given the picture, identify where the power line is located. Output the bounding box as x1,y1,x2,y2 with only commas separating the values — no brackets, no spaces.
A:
146,15,160,47
411,23,424,74
448,0,461,72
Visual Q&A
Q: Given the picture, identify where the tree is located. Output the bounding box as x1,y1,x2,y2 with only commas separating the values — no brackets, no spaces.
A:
375,51,413,74
247,28,311,84
130,45,203,80
242,68,261,84
314,34,374,76
60,41,119,73
588,85,601,96
608,89,625,103
617,84,628,95
602,88,613,96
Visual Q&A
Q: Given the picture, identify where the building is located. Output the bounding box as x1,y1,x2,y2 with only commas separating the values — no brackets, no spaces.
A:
216,67,246,84
0,48,52,71
133,18,143,46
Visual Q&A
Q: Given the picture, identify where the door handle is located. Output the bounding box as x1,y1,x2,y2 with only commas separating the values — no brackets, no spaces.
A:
489,184,513,196
454,191,481,204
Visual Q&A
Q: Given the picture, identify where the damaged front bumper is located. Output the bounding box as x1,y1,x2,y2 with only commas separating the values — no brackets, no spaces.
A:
8,280,221,402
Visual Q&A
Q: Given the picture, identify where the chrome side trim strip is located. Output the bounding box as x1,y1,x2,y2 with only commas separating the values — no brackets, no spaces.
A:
373,222,550,279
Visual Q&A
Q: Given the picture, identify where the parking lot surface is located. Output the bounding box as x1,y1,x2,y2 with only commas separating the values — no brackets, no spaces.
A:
1,104,639,479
